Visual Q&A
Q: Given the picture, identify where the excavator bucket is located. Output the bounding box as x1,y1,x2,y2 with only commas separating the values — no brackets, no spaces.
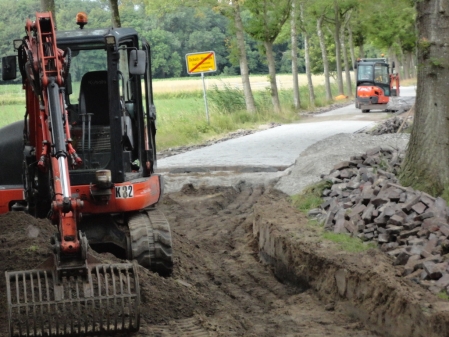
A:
5,258,140,337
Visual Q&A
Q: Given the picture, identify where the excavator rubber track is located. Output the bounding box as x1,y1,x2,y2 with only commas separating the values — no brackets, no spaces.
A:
6,262,140,336
129,208,173,276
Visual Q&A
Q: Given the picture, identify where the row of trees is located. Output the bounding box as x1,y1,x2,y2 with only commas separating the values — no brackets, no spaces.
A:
0,1,289,79
0,0,416,112
141,0,449,225
142,0,417,113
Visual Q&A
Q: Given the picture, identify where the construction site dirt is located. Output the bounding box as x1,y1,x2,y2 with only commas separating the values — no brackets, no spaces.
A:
0,185,371,337
3,110,449,336
1,181,448,337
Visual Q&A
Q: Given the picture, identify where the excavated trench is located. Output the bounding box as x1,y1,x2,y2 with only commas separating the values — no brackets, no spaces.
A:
1,181,448,336
251,191,449,337
2,113,449,336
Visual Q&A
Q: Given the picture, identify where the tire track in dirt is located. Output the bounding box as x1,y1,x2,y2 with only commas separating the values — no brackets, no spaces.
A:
160,184,377,336
145,316,211,336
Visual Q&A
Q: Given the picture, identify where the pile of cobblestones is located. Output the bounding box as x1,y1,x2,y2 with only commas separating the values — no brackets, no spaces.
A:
310,145,449,295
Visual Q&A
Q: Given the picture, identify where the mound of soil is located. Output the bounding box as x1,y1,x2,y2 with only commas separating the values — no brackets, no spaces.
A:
0,213,55,322
0,211,213,337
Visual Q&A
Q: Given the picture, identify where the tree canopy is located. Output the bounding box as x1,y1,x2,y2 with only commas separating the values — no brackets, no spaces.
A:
0,0,416,81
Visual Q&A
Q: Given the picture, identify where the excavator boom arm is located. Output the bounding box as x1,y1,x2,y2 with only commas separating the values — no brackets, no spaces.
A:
5,12,141,337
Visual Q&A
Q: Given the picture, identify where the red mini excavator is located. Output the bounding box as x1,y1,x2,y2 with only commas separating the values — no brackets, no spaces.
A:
355,57,400,113
0,12,172,336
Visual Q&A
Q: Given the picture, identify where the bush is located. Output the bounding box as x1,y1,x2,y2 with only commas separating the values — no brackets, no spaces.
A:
208,82,246,114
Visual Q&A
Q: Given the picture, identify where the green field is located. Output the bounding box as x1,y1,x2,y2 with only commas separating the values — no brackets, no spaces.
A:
0,75,346,150
0,104,25,125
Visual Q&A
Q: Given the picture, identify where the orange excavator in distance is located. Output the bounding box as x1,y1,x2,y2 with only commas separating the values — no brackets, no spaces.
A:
354,57,400,113
0,12,173,336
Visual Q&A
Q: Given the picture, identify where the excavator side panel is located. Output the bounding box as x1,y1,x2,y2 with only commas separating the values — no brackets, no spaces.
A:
0,189,24,214
76,174,162,214
356,86,390,104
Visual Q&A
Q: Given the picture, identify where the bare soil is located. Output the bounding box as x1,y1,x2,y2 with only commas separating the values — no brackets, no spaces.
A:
0,185,381,337
1,113,440,337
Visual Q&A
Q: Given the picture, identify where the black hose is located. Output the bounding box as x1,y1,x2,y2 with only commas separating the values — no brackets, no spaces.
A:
63,47,71,80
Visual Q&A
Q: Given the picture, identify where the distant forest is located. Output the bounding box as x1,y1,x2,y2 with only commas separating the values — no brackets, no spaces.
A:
0,0,415,81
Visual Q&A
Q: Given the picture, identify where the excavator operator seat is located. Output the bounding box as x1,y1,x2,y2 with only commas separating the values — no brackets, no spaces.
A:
79,71,110,126
72,70,112,170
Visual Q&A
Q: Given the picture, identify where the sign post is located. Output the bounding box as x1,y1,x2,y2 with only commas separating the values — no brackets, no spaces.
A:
186,51,217,124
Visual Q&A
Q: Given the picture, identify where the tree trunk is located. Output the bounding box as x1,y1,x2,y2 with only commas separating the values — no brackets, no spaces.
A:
40,0,56,25
403,51,411,79
411,52,416,78
300,2,314,108
40,0,55,12
110,0,121,28
359,45,365,58
264,41,281,113
341,25,352,97
390,51,400,76
398,50,405,78
317,16,332,102
395,50,403,78
233,2,257,113
333,1,344,95
347,24,356,83
291,1,300,110
400,0,449,196
405,51,414,79
304,33,315,108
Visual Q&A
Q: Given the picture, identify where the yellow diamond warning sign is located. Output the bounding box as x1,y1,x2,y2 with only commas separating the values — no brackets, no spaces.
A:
186,51,217,75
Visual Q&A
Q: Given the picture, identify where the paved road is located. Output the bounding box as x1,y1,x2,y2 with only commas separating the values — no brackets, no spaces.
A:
157,120,375,171
157,87,414,193
316,85,416,117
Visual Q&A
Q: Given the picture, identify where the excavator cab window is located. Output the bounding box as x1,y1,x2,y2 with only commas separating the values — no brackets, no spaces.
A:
374,64,390,85
67,49,111,170
60,40,145,176
357,65,373,81
374,64,390,96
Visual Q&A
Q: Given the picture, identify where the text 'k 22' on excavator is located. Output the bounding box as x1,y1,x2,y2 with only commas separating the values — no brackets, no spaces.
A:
0,11,173,336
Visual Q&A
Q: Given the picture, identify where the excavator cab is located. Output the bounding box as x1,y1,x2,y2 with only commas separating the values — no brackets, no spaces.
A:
0,12,172,337
55,28,156,183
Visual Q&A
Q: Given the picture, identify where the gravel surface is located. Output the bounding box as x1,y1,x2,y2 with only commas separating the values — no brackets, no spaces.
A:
157,120,377,171
274,132,410,196
157,102,412,196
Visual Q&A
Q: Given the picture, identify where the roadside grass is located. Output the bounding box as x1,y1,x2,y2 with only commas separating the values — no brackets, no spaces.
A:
0,75,412,150
400,78,417,87
290,180,376,253
322,232,377,253
0,104,25,125
162,80,344,150
290,180,332,214
437,291,449,301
